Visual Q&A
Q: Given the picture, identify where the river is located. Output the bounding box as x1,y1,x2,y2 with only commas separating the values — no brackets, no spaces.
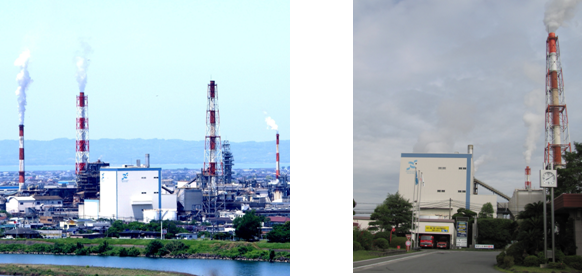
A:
0,254,290,276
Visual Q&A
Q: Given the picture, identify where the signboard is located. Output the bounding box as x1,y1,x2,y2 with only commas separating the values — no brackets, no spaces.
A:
406,234,411,240
425,226,449,233
475,244,494,249
456,220,468,248
405,241,411,246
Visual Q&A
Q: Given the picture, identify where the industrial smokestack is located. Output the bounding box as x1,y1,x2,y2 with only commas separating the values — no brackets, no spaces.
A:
137,159,140,167
276,132,280,179
145,154,150,168
19,125,24,192
76,92,89,174
525,166,532,189
468,145,473,155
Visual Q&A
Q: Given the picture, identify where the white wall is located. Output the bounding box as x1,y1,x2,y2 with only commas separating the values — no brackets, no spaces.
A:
6,197,34,213
100,168,161,221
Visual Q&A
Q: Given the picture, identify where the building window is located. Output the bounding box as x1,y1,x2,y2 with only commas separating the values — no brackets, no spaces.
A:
154,192,158,194
154,176,159,179
458,190,466,193
438,167,446,170
141,177,146,179
58,201,61,204
20,202,23,205
437,190,445,193
37,202,40,205
141,192,147,194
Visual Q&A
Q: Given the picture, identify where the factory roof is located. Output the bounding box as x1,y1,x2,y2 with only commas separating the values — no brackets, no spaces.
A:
267,216,290,223
32,195,63,201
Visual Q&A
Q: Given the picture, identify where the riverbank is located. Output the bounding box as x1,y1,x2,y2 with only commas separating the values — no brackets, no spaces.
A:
0,239,290,263
0,263,195,276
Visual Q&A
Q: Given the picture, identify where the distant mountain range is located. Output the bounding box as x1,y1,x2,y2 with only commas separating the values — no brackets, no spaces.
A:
0,138,289,166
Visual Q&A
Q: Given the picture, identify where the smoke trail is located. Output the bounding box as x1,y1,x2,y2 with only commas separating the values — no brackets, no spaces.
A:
76,39,92,92
265,116,278,131
474,151,494,174
544,0,579,33
522,89,544,165
413,100,475,153
15,50,32,125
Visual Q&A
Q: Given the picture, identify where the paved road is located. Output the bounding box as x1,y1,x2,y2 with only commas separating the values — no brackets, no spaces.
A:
353,250,500,273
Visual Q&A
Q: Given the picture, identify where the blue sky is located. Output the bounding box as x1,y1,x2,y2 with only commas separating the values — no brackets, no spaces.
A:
0,0,290,142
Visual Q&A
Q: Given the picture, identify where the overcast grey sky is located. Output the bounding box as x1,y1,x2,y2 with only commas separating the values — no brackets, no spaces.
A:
353,0,582,212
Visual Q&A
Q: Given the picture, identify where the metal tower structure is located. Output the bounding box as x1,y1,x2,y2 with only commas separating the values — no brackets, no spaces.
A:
222,140,234,184
76,92,89,175
544,32,571,170
203,80,222,216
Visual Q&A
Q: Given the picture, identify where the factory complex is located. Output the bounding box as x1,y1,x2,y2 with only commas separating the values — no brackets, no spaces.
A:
1,80,290,240
354,31,581,254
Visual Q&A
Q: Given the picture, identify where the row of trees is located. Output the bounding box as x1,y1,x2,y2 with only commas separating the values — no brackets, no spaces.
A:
233,209,290,242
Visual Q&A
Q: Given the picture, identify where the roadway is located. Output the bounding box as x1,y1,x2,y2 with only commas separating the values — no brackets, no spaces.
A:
353,249,501,273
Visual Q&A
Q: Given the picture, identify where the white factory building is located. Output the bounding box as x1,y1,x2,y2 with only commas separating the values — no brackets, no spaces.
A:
398,146,497,248
98,167,177,221
398,146,497,219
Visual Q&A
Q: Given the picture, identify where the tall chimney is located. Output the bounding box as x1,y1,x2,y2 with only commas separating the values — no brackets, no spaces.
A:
468,145,473,155
544,32,571,169
76,92,89,174
18,124,24,192
276,131,280,179
145,153,150,168
525,166,531,189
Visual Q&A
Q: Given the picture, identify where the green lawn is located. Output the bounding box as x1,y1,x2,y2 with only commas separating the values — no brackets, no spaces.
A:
494,265,581,273
29,238,289,250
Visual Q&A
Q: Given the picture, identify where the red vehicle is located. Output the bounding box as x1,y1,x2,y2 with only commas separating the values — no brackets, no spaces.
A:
437,241,448,249
420,235,435,248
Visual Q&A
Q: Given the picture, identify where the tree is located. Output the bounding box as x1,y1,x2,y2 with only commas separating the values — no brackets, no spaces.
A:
369,192,413,234
479,202,494,218
353,199,356,215
233,209,262,241
145,240,164,256
267,221,290,243
556,142,582,198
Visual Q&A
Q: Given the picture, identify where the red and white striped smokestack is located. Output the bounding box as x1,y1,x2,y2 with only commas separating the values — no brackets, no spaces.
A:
19,124,24,191
276,132,280,179
525,166,531,189
548,33,561,168
76,92,89,175
544,32,572,170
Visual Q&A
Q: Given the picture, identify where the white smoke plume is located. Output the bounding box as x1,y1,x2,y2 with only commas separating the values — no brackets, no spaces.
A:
522,89,544,165
14,50,32,125
474,151,495,174
76,39,93,92
544,0,579,33
265,116,278,131
413,100,475,153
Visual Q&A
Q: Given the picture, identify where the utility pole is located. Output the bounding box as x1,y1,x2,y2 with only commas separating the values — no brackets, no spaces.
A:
449,198,452,219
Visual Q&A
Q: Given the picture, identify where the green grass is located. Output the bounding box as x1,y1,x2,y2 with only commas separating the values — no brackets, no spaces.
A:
0,264,192,276
494,265,581,273
30,238,289,250
353,250,383,262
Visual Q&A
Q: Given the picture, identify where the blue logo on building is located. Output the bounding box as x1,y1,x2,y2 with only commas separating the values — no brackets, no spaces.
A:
101,173,104,180
121,172,129,182
406,160,417,174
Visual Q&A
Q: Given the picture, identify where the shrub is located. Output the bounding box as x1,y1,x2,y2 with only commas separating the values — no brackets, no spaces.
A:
127,247,141,257
119,247,128,257
75,247,89,255
496,251,506,267
548,262,566,270
374,238,389,250
554,249,565,262
569,262,581,271
388,237,407,249
523,255,539,267
537,251,547,264
145,240,164,256
503,256,514,269
563,255,582,266
353,241,362,251
269,250,275,261
373,231,393,243
505,243,525,265
355,230,374,250
163,240,188,255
